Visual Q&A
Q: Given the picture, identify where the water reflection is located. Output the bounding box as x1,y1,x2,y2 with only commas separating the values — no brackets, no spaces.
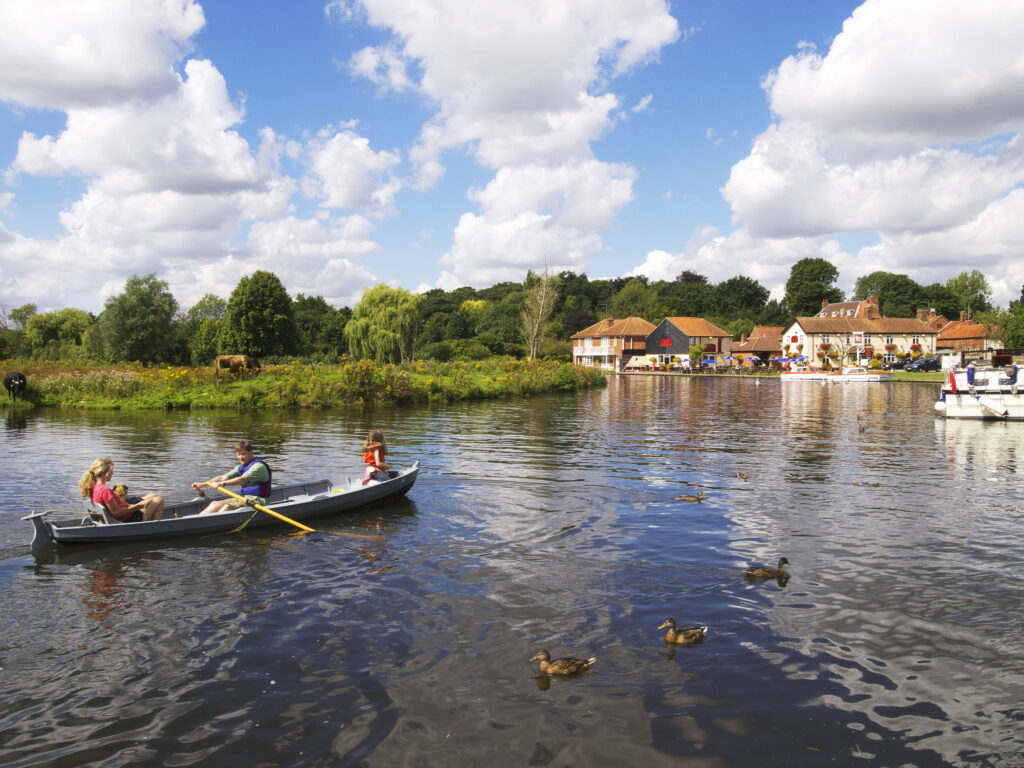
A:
1,380,1022,765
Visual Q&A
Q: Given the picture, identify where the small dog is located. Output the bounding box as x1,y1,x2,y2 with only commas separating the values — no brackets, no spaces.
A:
113,483,129,500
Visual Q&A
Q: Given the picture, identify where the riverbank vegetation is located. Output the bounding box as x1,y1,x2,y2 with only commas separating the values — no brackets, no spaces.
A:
4,358,606,410
3,263,1019,370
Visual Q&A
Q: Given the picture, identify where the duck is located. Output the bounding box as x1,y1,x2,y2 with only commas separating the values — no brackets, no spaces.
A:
736,472,749,481
530,650,596,676
676,491,706,503
658,618,708,645
745,557,790,579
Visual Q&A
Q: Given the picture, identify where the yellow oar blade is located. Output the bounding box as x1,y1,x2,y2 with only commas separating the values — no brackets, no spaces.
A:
213,485,315,533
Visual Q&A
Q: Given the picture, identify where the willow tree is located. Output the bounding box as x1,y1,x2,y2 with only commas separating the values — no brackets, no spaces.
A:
521,269,559,361
345,284,423,364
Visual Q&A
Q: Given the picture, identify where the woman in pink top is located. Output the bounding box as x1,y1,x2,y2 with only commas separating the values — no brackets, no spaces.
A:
79,458,165,522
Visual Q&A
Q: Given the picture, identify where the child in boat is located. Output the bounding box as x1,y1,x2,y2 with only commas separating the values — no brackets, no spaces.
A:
79,458,165,522
362,429,390,485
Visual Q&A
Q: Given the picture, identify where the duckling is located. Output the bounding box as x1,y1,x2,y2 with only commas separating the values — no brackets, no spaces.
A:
736,472,749,481
658,618,708,645
676,491,707,503
530,650,596,676
745,557,790,579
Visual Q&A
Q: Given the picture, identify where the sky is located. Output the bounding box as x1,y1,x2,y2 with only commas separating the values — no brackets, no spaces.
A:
1,0,1023,317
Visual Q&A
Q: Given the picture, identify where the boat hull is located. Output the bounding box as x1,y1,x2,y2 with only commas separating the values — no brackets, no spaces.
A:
934,366,1023,420
827,366,893,383
24,462,418,551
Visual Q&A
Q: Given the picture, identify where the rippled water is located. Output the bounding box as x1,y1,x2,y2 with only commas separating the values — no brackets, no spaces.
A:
2,376,1023,767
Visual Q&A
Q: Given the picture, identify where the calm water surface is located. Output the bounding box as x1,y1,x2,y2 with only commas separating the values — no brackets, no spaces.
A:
1,376,1022,767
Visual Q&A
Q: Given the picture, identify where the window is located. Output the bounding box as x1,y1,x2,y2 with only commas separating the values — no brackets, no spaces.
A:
912,335,920,345
846,334,852,344
822,334,830,344
864,334,872,345
885,334,893,344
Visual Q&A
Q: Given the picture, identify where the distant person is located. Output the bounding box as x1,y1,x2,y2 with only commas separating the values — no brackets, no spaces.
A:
362,429,390,485
80,458,165,522
192,441,272,514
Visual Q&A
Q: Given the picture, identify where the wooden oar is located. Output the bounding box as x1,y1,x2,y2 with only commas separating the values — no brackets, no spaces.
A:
206,484,315,533
201,484,385,542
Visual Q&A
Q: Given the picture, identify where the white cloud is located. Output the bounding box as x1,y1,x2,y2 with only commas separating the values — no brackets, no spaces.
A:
722,0,1024,306
0,0,205,109
306,128,401,211
440,160,635,285
338,0,679,285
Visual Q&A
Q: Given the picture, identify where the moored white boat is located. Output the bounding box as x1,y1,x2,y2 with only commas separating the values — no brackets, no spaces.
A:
934,366,1023,420
827,365,893,383
780,365,830,381
23,462,419,551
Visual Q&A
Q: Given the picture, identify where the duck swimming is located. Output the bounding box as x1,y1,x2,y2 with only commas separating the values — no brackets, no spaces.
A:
736,472,748,480
530,650,596,676
745,557,790,579
676,491,706,503
658,619,708,645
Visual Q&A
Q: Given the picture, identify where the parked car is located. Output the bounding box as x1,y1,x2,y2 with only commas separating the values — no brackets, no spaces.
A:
905,356,941,372
882,359,907,371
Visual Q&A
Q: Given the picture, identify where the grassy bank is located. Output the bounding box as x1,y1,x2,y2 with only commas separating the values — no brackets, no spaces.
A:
1,358,607,410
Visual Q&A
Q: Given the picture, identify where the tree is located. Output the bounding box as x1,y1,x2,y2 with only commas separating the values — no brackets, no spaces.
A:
9,303,36,330
344,284,423,364
220,271,299,358
611,278,667,322
23,308,94,358
293,294,348,357
946,270,992,319
710,275,769,319
921,283,959,320
784,257,843,317
1004,284,1024,349
182,294,227,364
476,291,526,356
92,273,179,362
756,299,791,327
521,270,559,361
852,271,928,317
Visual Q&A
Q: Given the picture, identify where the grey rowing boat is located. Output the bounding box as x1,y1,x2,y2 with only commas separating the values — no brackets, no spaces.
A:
24,461,419,551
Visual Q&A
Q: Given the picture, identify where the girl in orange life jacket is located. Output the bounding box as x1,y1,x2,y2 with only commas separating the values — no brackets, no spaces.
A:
362,429,390,485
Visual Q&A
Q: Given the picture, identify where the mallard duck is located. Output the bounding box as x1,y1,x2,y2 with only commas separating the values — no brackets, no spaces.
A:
736,472,748,480
530,650,596,676
745,557,790,579
658,618,708,645
676,491,706,503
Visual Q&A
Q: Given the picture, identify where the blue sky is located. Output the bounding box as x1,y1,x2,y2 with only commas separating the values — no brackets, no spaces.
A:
1,0,1022,316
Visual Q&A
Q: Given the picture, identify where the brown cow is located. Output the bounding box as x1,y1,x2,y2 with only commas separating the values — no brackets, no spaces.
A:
214,355,261,377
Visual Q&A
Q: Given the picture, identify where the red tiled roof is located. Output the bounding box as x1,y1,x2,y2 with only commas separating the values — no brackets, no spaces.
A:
749,326,784,339
664,317,730,337
733,337,781,353
571,316,655,339
938,322,1002,341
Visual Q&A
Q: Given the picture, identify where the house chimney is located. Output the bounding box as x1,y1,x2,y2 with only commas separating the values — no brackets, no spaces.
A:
864,303,877,320
960,310,967,322
916,308,927,321
869,292,879,305
821,298,829,309
929,308,936,320
740,333,748,343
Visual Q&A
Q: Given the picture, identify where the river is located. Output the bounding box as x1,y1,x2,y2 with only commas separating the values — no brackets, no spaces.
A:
1,376,1022,767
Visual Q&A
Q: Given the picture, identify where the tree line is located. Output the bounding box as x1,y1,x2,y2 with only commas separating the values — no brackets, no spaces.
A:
1,258,1021,365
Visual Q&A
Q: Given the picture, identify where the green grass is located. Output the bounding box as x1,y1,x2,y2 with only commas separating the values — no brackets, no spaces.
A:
1,358,607,409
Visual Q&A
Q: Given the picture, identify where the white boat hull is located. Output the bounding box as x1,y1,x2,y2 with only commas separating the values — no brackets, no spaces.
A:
935,366,1024,420
827,366,893,383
